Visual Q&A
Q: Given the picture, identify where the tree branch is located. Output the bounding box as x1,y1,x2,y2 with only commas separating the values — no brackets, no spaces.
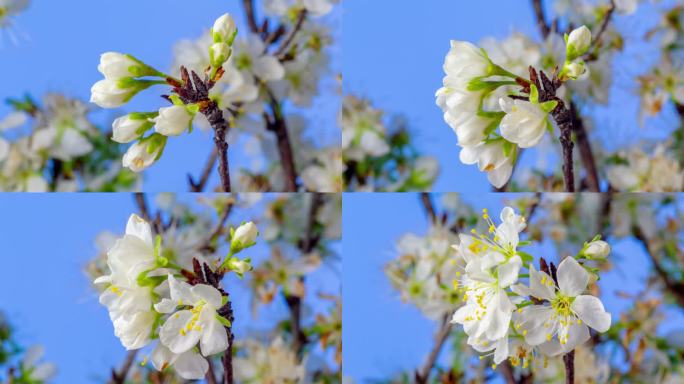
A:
529,67,575,192
205,359,217,384
203,102,232,192
286,193,325,359
563,350,575,384
584,0,616,60
189,147,218,192
530,0,550,38
266,99,298,191
220,300,235,384
241,0,259,33
420,192,437,224
570,104,600,192
109,350,137,384
275,9,308,59
415,316,453,384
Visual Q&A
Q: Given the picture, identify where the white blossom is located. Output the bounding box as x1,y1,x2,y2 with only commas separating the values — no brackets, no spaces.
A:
152,105,194,137
499,98,550,148
459,142,513,188
94,214,158,350
156,275,229,357
514,257,611,356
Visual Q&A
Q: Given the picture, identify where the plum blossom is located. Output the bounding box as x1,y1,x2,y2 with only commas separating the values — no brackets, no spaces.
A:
514,257,611,355
156,275,229,357
94,214,159,350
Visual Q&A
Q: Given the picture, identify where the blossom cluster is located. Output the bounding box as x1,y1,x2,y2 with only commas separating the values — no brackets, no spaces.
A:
90,3,341,191
0,94,137,192
0,313,56,383
91,14,239,174
606,144,684,192
449,207,612,370
436,26,594,188
93,213,257,379
342,95,438,191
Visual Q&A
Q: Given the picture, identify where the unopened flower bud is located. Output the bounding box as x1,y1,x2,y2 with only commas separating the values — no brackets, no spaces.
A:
212,13,237,43
566,25,592,60
584,240,610,259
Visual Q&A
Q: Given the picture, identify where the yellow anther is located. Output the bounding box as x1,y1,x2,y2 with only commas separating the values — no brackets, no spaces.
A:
577,319,582,325
522,330,528,336
546,334,552,341
517,308,522,314
491,364,497,370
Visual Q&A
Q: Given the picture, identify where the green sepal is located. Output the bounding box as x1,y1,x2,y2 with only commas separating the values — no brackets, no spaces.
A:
516,251,534,264
529,84,539,104
540,100,557,114
168,94,185,107
216,314,232,329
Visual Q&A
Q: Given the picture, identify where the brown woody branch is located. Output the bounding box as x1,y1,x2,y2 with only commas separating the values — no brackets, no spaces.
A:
170,66,231,192
415,315,453,384
529,0,604,192
275,9,308,59
563,350,575,384
528,67,575,192
189,147,218,192
584,0,616,61
286,193,325,358
420,192,437,224
109,350,137,384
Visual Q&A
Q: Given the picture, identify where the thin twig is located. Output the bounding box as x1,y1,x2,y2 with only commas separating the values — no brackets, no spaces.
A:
109,350,137,384
415,316,453,384
134,193,151,221
189,147,218,192
266,97,298,191
275,9,308,59
205,359,217,384
584,0,616,61
570,104,600,192
242,0,259,33
420,192,437,224
530,0,550,38
197,201,235,253
286,193,325,359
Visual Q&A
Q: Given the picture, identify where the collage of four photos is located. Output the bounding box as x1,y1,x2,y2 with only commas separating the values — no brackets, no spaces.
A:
1,0,684,383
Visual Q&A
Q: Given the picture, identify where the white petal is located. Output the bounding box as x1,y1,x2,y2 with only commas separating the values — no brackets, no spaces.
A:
174,350,209,380
493,337,509,364
561,322,590,353
529,264,556,301
154,298,178,314
557,257,589,296
497,256,522,288
572,295,611,332
191,284,223,309
168,275,196,304
151,343,177,372
159,310,202,354
199,316,228,356
125,214,154,245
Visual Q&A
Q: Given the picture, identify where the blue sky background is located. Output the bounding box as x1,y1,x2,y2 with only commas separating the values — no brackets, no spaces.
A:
1,0,340,192
343,192,684,382
0,193,341,383
343,0,681,192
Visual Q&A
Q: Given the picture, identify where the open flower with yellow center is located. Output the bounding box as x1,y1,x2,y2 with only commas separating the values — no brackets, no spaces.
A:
157,275,229,357
514,257,611,356
450,207,526,341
